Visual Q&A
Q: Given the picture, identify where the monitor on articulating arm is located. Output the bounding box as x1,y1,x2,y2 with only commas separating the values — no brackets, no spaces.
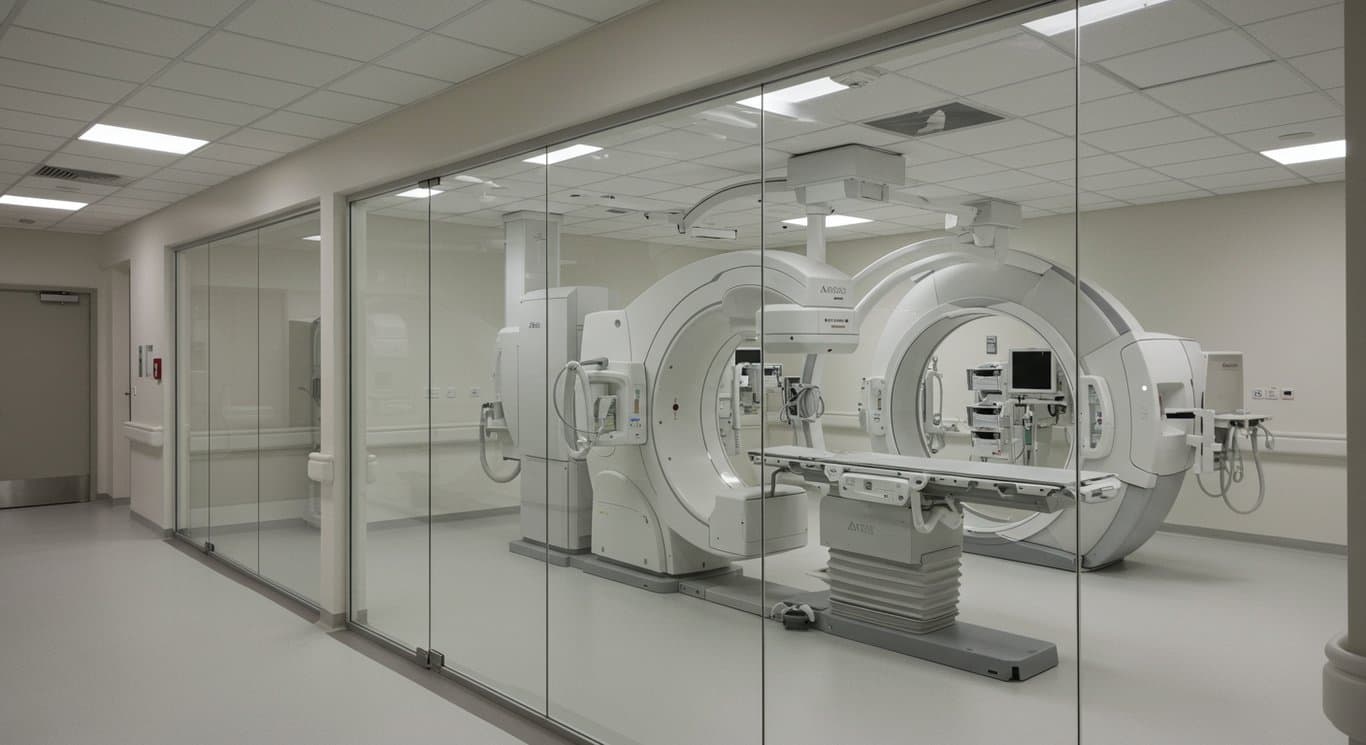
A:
1008,348,1057,397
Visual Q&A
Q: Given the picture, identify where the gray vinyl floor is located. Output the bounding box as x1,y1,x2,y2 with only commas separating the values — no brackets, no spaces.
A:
0,499,1346,745
0,501,562,745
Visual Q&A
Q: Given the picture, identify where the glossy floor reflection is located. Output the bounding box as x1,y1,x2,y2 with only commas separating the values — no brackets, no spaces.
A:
354,494,1345,745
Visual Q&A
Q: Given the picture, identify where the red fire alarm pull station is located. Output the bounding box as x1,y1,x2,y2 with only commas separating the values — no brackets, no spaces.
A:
152,358,162,382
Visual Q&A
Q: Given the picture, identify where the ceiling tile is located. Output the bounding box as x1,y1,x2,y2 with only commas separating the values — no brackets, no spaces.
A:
1144,61,1313,113
176,156,256,176
1082,116,1212,151
10,176,120,198
0,109,85,139
884,139,960,166
1153,153,1275,179
618,129,747,160
533,0,650,22
0,158,32,176
1096,180,1206,201
15,0,208,58
1325,87,1344,105
1126,189,1213,205
880,28,1018,72
0,27,168,82
188,32,363,87
379,33,513,82
1289,48,1344,90
1209,178,1310,195
1200,0,1335,25
320,0,484,28
903,33,1074,95
99,0,242,25
0,127,66,151
100,107,237,141
228,0,421,61
1192,92,1341,134
944,169,1047,194
919,118,1058,154
287,90,396,124
977,138,1079,169
218,128,318,153
44,152,161,178
794,73,953,125
101,194,177,208
1226,116,1343,151
1061,0,1228,61
1119,136,1246,166
0,59,138,104
57,140,183,167
438,0,593,55
124,87,273,126
329,66,450,105
632,161,742,186
970,68,1128,117
1284,159,1344,179
569,148,673,176
1245,5,1342,58
131,178,205,196
1184,166,1302,190
155,167,237,185
907,156,1006,184
767,123,900,154
252,110,352,138
1080,168,1169,190
1031,93,1172,135
1100,30,1269,88
0,84,108,121
153,63,313,108
1024,154,1138,181
192,143,282,166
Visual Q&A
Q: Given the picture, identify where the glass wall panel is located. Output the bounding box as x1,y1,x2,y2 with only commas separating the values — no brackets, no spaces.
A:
177,243,212,544
541,96,767,745
350,187,433,651
257,213,323,602
760,6,1081,743
426,152,549,707
206,229,261,573
1076,2,1347,742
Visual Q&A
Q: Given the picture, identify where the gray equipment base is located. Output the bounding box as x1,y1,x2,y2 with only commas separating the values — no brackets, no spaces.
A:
508,538,587,568
569,553,738,593
676,575,1057,682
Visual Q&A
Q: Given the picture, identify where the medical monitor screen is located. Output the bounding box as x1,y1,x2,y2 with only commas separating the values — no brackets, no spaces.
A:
735,348,761,364
1009,349,1056,395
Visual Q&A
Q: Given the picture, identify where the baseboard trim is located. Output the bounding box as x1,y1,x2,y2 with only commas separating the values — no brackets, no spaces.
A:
367,506,518,531
95,492,111,501
1159,522,1346,555
111,497,130,505
129,507,172,537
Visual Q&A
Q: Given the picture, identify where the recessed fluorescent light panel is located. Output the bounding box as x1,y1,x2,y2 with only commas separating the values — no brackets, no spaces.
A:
1023,0,1171,36
0,194,87,211
397,187,442,198
783,215,872,227
1260,139,1346,165
523,144,602,165
738,77,849,110
79,123,208,155
302,234,322,241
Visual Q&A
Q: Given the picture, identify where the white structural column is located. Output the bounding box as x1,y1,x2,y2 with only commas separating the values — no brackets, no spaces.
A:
311,194,351,629
1326,3,1366,741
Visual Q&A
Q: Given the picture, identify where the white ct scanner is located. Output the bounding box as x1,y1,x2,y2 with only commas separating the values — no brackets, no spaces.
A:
480,144,1271,680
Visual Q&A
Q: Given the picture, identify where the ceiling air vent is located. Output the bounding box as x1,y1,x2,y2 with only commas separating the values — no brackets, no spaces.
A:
30,164,131,186
864,102,1005,138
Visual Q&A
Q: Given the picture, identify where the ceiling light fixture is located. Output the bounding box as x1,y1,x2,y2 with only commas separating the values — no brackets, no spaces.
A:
783,215,872,228
397,187,442,198
1023,0,1171,36
737,77,849,110
78,123,208,155
302,234,322,241
0,194,87,211
1260,139,1346,165
523,144,603,165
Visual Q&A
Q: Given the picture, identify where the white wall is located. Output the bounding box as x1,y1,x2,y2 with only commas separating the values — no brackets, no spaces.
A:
0,228,112,500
